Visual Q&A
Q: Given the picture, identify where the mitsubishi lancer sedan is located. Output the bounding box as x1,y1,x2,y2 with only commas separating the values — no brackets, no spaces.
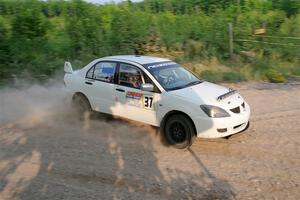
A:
64,55,250,148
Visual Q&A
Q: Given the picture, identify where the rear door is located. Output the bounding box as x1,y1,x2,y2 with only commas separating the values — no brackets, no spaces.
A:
113,63,160,126
83,61,117,114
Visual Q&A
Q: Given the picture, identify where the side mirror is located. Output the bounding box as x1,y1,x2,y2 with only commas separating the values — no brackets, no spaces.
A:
141,83,154,92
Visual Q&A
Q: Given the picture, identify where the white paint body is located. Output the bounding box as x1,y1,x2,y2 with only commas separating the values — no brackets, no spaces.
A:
64,55,250,138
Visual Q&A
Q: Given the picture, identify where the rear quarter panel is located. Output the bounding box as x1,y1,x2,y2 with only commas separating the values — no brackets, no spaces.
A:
64,71,85,95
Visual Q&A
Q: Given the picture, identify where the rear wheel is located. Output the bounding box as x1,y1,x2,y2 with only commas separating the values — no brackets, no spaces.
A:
72,93,92,118
164,114,196,149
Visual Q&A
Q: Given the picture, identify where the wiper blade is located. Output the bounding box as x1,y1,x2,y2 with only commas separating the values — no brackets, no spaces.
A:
167,80,202,91
167,86,185,91
184,80,202,87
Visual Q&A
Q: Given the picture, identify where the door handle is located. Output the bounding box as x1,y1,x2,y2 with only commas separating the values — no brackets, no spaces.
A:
116,88,125,92
85,81,93,85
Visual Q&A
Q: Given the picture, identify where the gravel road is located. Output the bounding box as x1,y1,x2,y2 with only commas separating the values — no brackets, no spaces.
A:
0,81,299,200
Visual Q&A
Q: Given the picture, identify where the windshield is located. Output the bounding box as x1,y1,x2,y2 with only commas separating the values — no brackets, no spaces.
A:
143,61,202,91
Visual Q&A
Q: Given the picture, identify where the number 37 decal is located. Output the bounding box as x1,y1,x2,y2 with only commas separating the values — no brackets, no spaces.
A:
144,96,154,109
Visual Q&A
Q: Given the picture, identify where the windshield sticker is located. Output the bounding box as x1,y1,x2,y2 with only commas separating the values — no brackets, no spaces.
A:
143,61,177,70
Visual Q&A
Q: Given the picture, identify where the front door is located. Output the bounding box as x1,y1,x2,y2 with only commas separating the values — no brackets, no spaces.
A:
113,63,159,126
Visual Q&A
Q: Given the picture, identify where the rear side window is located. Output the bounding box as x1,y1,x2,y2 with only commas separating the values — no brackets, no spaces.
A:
86,67,94,79
86,62,116,83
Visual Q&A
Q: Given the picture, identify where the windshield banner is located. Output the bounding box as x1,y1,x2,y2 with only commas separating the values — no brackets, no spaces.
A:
143,61,178,71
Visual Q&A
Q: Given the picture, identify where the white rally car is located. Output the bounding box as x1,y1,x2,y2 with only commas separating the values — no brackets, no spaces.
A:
64,55,250,148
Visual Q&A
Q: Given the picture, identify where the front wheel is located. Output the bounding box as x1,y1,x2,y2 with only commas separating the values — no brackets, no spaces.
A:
164,114,196,149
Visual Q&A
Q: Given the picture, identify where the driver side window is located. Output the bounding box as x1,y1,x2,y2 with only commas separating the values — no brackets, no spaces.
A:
119,63,143,89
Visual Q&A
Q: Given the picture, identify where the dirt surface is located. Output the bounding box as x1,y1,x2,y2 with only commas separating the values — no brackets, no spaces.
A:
0,81,299,200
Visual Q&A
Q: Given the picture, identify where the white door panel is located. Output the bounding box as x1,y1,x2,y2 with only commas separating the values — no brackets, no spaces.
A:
82,79,115,114
113,85,159,126
81,61,117,114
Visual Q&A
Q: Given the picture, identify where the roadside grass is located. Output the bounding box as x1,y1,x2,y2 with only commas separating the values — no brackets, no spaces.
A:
180,56,299,83
147,48,299,83
1,52,298,87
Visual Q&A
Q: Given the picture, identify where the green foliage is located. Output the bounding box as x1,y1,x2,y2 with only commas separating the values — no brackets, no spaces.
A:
200,70,246,82
291,66,300,76
183,40,207,59
266,69,286,83
0,0,299,84
0,15,10,81
272,0,300,17
223,71,246,82
200,70,224,82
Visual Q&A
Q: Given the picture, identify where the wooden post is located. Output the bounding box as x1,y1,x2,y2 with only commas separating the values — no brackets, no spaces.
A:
228,23,233,57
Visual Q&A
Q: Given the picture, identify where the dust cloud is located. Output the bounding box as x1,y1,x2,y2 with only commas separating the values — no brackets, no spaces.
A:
0,78,157,138
0,81,71,128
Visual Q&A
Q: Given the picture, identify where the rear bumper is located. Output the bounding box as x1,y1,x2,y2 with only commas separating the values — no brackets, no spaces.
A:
193,104,251,138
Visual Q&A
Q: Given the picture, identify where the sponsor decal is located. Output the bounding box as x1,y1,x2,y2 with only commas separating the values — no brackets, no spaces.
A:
126,91,143,108
127,99,142,107
125,91,155,110
126,91,143,100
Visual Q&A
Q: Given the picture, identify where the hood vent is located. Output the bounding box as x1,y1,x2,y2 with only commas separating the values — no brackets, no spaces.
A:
217,89,237,101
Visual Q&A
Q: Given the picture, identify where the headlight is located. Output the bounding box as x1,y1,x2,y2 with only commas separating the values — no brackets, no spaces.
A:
200,105,230,118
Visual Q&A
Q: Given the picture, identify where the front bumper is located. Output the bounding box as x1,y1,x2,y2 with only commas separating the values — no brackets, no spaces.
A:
193,104,251,138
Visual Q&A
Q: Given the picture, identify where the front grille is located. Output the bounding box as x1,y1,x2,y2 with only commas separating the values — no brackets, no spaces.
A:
230,106,240,113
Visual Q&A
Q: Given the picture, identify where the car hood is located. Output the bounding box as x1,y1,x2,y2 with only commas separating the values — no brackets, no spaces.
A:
168,81,234,105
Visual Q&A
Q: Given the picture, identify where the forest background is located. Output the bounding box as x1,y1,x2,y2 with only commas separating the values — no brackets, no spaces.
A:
0,0,299,85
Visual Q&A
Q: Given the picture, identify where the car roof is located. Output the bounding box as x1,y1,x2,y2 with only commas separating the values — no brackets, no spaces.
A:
101,55,170,65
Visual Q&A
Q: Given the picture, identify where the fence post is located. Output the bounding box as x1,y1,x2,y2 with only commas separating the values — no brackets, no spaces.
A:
228,22,234,57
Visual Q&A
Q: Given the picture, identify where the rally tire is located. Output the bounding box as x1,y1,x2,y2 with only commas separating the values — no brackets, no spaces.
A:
72,93,92,118
164,114,196,149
